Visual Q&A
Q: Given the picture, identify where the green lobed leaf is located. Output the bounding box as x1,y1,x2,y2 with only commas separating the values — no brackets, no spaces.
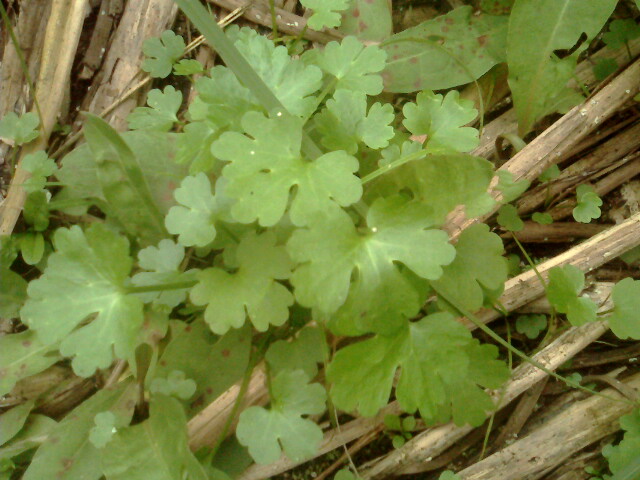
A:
507,0,617,135
338,0,393,42
22,381,137,480
335,469,358,480
21,151,57,194
131,239,196,308
265,327,326,379
607,278,640,340
88,412,116,449
127,86,182,132
327,312,509,424
538,165,560,182
497,204,524,231
373,150,495,224
603,409,640,476
142,30,185,78
603,19,640,50
149,370,197,400
0,330,60,396
155,320,251,415
288,198,455,315
381,7,508,92
546,265,597,326
236,369,326,464
300,0,350,30
173,58,204,76
402,90,479,152
572,184,602,223
101,395,207,480
212,111,362,227
314,89,395,154
496,170,531,203
191,231,294,334
515,314,547,339
302,36,387,96
532,212,553,225
432,223,508,313
593,57,619,81
0,414,57,462
20,224,144,377
24,191,50,232
0,112,39,146
175,121,218,173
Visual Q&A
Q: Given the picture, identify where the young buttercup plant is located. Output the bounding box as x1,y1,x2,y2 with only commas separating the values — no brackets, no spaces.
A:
5,7,640,475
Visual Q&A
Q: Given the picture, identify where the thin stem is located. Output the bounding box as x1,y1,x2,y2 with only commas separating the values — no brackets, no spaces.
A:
361,149,428,184
125,280,197,294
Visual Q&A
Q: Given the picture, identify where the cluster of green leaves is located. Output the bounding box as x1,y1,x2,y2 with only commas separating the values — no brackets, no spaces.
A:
1,1,640,478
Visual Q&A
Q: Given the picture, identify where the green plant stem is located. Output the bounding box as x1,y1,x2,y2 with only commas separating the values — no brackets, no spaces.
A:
361,149,428,184
268,0,279,39
125,280,197,294
431,284,634,406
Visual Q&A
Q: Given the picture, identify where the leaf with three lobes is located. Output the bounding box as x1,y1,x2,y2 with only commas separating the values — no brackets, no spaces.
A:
191,231,294,334
497,204,524,231
149,370,197,400
21,151,57,194
546,265,597,326
373,150,495,224
22,380,137,480
127,86,182,132
20,224,144,377
212,111,362,227
101,395,207,480
131,239,196,308
432,223,508,313
89,412,116,449
266,327,326,379
381,7,508,92
402,90,479,152
314,89,395,154
327,312,509,424
0,112,39,146
191,26,321,129
572,184,602,223
165,173,222,247
603,19,640,50
156,320,251,415
300,0,350,30
83,114,166,245
507,0,617,135
607,278,640,340
338,0,393,42
142,30,185,78
236,369,326,464
302,36,387,95
532,212,553,225
0,331,59,396
516,314,547,339
288,197,455,315
603,408,640,476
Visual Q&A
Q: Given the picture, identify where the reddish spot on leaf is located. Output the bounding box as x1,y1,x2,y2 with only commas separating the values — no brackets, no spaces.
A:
22,340,32,348
191,396,204,409
359,21,367,30
409,57,418,64
222,349,230,358
160,360,167,366
442,26,449,33
381,71,393,86
477,35,488,47
413,79,421,90
60,458,74,472
365,0,374,3
0,368,6,378
353,8,360,17
445,17,454,25
184,325,192,333
206,387,213,394
391,54,399,61
19,363,27,372
49,435,59,444
142,320,150,329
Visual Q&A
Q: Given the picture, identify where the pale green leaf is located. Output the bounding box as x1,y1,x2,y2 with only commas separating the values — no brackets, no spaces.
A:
603,409,640,476
608,278,640,340
402,90,479,152
532,212,553,225
142,30,185,78
496,170,530,203
338,0,393,42
0,400,35,446
149,370,197,400
88,412,116,449
0,414,57,461
515,314,547,339
0,112,39,146
302,36,387,95
20,225,144,377
300,0,350,30
191,231,294,334
212,112,362,227
381,7,508,92
546,265,597,326
127,86,182,132
288,198,455,315
507,0,617,135
21,151,57,193
497,204,524,231
266,327,326,379
236,370,326,464
0,330,60,396
572,184,602,223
